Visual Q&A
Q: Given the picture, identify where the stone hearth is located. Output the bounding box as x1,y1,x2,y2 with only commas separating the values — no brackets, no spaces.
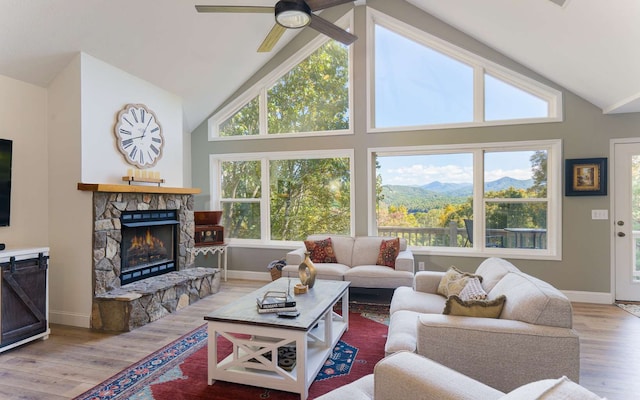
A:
78,184,220,332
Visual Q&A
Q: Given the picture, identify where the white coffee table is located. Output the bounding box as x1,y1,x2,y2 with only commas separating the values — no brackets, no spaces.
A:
204,278,350,400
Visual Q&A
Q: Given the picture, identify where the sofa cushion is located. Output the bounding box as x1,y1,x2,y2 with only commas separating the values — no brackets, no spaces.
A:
281,263,349,281
304,237,338,263
351,236,407,267
389,286,447,315
500,376,604,399
475,257,521,293
489,272,573,329
437,266,483,298
443,295,506,318
344,265,414,289
377,238,400,268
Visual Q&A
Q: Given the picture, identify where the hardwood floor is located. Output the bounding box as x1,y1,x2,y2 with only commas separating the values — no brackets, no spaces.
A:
0,280,638,399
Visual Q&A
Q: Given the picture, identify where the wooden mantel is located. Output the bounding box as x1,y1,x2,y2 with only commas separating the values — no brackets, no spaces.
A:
77,182,201,195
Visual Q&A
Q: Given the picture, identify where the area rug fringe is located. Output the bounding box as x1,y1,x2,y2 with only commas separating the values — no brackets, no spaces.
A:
74,325,208,400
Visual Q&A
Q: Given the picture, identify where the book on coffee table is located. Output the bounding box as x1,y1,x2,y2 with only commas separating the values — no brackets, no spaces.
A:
256,290,296,309
256,306,298,314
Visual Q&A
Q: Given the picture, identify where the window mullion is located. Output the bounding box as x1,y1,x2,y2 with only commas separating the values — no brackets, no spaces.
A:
259,88,268,135
474,67,485,123
262,158,270,241
473,149,485,248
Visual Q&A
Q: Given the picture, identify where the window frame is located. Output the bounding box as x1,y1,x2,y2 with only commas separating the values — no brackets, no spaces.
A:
208,12,355,141
210,149,356,248
366,9,563,133
368,139,562,260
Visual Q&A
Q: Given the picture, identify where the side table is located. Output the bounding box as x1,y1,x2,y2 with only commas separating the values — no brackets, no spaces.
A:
193,243,228,281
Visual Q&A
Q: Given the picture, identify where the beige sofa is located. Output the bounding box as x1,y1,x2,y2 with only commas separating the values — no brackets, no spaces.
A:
316,351,603,400
385,257,580,393
282,234,414,289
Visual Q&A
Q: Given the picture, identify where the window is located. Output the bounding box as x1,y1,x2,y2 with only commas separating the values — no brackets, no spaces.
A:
213,151,354,244
209,14,353,139
371,140,561,259
369,10,562,131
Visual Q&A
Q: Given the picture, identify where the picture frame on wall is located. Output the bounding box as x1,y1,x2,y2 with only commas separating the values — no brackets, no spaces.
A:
565,157,607,196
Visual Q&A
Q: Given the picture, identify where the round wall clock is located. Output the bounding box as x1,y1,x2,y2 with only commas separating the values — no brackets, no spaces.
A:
114,103,164,168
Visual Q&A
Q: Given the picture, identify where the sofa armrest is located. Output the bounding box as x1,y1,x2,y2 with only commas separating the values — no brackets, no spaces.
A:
415,315,580,393
413,271,445,293
394,249,414,273
285,247,306,266
374,351,504,400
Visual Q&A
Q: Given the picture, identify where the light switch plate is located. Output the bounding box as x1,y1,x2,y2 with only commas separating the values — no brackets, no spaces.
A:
418,261,425,271
592,209,608,220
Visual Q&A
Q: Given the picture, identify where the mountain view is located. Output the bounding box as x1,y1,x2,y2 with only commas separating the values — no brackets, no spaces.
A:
381,177,534,213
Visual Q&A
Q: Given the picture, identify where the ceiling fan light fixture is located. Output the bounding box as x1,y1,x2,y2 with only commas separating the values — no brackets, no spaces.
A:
275,1,311,29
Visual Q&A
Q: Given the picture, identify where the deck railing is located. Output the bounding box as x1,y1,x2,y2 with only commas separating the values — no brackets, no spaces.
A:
377,221,542,248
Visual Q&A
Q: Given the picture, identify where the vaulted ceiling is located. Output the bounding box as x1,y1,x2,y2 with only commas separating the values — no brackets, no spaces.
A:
1,0,637,133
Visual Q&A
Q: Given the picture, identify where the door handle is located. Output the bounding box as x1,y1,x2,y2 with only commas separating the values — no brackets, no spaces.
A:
618,232,626,237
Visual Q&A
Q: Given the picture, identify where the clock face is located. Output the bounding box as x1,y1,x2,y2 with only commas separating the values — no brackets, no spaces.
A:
114,104,164,168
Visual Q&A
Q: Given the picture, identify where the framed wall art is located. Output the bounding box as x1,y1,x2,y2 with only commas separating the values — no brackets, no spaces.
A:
565,157,607,196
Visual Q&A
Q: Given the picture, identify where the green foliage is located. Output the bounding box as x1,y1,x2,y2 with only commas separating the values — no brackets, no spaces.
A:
268,41,349,134
219,96,259,137
270,158,350,240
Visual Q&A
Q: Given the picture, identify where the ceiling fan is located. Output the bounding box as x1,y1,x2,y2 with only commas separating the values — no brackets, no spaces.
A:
195,0,357,52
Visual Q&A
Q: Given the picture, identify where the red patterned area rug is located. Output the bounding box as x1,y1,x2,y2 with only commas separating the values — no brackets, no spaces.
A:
75,305,388,400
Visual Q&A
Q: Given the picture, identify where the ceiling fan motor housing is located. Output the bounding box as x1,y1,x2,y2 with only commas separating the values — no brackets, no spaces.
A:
275,0,312,28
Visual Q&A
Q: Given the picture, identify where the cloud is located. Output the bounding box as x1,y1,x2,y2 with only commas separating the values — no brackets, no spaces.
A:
383,165,532,185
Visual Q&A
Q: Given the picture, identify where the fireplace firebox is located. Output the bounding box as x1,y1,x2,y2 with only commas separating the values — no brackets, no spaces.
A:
120,210,179,285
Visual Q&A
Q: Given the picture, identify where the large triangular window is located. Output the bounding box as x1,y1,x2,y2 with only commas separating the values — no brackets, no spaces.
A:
209,15,352,139
369,10,561,131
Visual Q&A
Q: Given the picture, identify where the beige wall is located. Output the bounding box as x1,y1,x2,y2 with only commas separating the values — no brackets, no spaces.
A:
0,75,48,248
190,1,632,299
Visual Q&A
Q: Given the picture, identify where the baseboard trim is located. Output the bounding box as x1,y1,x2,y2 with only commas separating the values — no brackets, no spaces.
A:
50,310,91,328
562,290,613,304
225,274,614,305
227,270,272,282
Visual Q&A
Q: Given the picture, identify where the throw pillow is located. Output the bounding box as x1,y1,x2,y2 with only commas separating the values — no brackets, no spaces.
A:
436,266,483,298
376,238,400,269
304,238,338,263
459,277,488,301
443,295,506,318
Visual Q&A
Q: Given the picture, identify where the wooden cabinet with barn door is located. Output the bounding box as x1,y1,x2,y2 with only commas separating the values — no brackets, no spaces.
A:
0,247,50,353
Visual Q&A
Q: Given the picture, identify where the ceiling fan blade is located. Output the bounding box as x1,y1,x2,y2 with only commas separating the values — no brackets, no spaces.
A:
195,5,273,13
308,14,357,45
257,24,287,52
306,0,355,12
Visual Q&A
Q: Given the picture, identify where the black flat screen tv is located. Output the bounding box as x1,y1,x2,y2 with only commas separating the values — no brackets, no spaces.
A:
0,139,12,227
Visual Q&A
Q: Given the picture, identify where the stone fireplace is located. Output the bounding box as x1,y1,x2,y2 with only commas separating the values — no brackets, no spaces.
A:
78,183,221,331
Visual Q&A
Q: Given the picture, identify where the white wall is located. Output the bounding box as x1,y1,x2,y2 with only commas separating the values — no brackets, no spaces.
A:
80,54,184,186
46,53,187,327
0,75,48,248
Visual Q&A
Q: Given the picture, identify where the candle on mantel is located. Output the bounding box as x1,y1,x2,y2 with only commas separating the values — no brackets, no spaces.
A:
127,168,133,178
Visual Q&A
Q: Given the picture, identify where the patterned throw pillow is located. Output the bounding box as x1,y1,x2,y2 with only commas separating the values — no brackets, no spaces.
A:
376,238,400,269
304,238,338,263
459,277,488,301
436,266,483,298
443,295,506,318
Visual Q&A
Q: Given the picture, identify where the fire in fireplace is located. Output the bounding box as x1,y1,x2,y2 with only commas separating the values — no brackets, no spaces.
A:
120,210,179,285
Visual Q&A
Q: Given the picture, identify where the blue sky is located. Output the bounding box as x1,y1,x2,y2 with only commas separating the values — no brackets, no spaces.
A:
374,25,547,128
